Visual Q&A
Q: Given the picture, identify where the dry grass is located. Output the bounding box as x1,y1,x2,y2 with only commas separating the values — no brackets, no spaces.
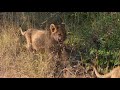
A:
0,25,94,78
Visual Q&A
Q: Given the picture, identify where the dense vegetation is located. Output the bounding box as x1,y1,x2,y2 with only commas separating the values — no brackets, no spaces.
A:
0,12,120,78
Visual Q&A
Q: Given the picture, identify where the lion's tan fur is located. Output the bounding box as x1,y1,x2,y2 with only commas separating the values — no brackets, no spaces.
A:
20,23,67,54
20,28,46,52
93,66,120,78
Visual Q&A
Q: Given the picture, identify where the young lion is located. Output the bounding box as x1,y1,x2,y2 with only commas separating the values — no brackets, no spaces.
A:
93,66,120,78
20,23,66,54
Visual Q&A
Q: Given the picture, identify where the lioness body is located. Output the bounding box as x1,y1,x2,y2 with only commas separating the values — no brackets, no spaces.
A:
93,66,120,78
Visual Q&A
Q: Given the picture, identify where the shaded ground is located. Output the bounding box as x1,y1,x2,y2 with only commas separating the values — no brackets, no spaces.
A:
0,55,96,78
57,61,96,78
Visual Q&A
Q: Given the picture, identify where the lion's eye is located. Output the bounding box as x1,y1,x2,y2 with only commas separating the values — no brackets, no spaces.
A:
56,26,60,29
58,33,62,36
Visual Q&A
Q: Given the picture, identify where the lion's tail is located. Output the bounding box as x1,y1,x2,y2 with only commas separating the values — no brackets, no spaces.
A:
93,66,112,78
19,27,26,36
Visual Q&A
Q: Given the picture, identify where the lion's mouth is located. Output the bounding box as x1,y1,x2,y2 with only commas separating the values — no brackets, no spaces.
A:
58,39,63,44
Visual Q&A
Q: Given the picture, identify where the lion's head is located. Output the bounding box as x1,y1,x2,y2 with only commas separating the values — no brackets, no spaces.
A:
49,23,66,44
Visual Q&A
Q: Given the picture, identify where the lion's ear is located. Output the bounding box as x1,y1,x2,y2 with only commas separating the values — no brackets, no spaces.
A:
50,24,57,33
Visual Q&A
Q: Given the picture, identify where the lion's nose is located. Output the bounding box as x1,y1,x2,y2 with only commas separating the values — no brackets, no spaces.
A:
58,38,63,43
58,39,62,42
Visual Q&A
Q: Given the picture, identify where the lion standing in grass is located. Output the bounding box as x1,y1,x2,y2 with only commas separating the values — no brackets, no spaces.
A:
93,66,120,78
20,23,66,54
20,16,68,60
20,16,69,77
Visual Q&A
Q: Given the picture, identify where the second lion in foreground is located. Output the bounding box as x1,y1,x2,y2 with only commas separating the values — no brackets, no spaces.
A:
93,66,120,78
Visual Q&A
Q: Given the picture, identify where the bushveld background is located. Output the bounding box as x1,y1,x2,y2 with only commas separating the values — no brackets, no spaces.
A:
0,12,120,78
